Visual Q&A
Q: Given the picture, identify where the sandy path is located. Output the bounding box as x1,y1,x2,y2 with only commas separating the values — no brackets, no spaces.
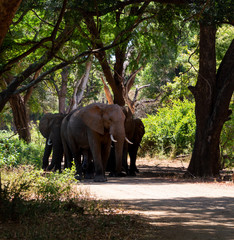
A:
79,160,234,240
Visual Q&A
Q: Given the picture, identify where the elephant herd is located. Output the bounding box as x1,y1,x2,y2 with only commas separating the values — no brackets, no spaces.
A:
39,103,145,182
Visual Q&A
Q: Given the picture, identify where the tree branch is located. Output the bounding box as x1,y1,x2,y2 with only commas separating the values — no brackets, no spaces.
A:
12,9,29,25
133,84,150,102
14,38,126,95
0,36,52,75
125,66,144,93
51,0,68,41
101,76,114,104
31,9,63,30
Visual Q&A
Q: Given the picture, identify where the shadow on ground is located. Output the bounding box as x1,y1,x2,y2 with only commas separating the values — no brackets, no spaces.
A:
82,162,234,240
111,196,234,240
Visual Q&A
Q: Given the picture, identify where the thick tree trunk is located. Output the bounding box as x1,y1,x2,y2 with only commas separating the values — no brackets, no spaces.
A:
187,24,234,177
9,94,31,143
1,74,32,143
0,0,22,47
95,51,126,106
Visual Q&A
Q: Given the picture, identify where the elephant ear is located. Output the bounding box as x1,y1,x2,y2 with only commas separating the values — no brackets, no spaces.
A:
39,113,54,138
79,104,104,135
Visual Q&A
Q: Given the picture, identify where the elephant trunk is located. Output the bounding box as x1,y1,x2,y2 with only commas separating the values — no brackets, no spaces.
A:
114,139,124,173
109,126,125,174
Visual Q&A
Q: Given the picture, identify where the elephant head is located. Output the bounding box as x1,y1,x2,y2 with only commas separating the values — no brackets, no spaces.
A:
107,106,144,176
39,113,65,141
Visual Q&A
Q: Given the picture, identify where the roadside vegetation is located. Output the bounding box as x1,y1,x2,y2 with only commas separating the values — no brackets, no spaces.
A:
0,165,149,240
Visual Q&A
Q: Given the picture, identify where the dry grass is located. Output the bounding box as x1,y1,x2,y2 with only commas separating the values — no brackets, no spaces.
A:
0,166,152,240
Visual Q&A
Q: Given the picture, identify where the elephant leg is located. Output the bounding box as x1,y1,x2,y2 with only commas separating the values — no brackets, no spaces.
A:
42,140,52,170
109,143,126,178
86,160,94,179
122,142,129,174
47,143,63,172
82,151,89,172
129,145,140,176
73,151,83,180
62,138,73,169
83,150,94,179
54,144,64,172
91,147,106,182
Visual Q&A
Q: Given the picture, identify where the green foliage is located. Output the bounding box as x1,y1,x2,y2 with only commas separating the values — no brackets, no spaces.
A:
216,25,234,67
140,99,196,157
138,21,199,101
0,166,78,221
188,0,234,25
33,168,77,202
0,129,43,168
220,103,234,168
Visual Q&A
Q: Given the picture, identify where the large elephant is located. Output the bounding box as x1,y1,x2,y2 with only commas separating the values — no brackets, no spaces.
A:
39,113,66,172
61,103,129,182
107,107,145,176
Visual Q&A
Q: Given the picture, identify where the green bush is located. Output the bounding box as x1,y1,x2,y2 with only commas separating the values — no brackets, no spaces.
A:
140,99,196,157
220,103,234,168
0,130,43,168
0,166,79,221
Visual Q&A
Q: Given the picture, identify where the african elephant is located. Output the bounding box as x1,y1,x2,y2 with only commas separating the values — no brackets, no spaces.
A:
61,103,130,182
39,113,66,172
107,107,145,176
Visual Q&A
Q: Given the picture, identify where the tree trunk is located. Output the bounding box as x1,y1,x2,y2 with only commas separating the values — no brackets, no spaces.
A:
59,66,69,113
187,24,234,177
84,15,126,106
68,57,93,112
95,51,126,106
0,0,22,47
1,74,32,143
9,94,31,143
76,57,92,105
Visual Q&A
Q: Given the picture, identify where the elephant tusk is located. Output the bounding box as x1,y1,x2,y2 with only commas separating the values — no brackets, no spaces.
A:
125,137,133,144
47,139,52,145
110,134,117,143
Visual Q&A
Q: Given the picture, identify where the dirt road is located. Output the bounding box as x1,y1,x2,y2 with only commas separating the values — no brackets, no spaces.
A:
80,159,234,240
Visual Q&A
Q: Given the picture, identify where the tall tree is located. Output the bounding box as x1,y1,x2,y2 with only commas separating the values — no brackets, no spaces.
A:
188,25,234,177
184,0,234,177
0,0,74,112
80,1,157,109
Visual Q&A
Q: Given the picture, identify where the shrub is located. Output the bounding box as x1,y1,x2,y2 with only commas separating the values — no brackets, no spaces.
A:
0,130,43,168
140,99,196,157
0,166,78,221
220,103,234,168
